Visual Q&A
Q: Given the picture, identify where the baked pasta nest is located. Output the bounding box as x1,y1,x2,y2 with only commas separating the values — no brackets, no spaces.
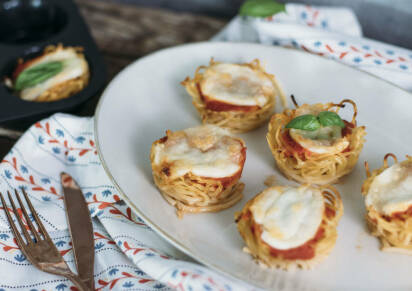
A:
267,99,366,185
181,59,286,133
235,185,343,270
362,154,412,254
150,130,246,218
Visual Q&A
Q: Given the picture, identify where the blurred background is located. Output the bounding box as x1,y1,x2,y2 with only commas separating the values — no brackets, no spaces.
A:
104,0,412,49
75,0,412,83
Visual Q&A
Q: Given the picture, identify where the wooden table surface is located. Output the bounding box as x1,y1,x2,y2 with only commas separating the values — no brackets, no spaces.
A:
0,0,226,157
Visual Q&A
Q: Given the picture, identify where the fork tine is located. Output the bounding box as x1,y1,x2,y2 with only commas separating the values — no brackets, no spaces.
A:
21,188,51,241
7,191,33,244
0,192,27,248
14,189,42,242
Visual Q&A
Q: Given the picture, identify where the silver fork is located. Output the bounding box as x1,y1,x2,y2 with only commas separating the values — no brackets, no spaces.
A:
0,188,90,290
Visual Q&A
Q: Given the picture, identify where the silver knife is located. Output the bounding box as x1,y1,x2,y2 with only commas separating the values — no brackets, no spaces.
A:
61,172,94,290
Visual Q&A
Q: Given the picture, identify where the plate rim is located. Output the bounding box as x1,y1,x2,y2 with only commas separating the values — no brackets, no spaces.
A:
94,41,412,289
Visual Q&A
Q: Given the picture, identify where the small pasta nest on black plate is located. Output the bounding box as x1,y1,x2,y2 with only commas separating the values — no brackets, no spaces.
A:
6,44,89,102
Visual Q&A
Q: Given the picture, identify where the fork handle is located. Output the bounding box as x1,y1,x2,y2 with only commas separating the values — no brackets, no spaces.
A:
65,274,92,291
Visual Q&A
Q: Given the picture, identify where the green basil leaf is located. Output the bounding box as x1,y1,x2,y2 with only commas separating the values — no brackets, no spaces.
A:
318,111,345,128
285,114,320,131
14,61,63,91
239,0,286,17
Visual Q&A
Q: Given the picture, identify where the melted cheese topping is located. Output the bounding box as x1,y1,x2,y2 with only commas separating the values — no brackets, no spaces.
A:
19,48,88,101
250,186,324,250
366,163,412,215
199,63,275,107
152,125,244,178
290,126,349,154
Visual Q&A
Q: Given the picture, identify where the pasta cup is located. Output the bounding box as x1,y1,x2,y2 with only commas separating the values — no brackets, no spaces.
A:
181,59,286,133
267,99,366,184
362,154,412,254
235,184,343,270
150,125,246,218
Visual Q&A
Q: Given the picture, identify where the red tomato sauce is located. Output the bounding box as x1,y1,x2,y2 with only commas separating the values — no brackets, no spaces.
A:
206,146,246,188
281,131,310,159
244,208,332,260
267,227,325,260
162,167,171,176
342,120,354,137
325,207,336,219
384,205,412,222
159,136,168,143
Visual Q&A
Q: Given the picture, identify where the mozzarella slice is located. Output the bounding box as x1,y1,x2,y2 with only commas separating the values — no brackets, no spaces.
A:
152,125,244,178
289,126,349,154
19,48,88,101
366,163,412,215
199,63,275,107
250,186,324,250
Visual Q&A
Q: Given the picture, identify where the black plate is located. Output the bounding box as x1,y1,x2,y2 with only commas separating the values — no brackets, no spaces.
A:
0,0,106,126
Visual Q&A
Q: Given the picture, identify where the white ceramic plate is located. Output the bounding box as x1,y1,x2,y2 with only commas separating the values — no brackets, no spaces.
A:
95,42,412,290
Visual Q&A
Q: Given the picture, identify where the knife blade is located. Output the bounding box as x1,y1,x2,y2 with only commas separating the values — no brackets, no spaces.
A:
61,172,94,290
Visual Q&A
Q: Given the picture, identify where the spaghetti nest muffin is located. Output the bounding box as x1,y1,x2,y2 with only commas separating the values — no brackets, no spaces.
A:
181,59,286,133
267,98,366,184
5,44,89,102
362,154,412,254
150,124,247,218
235,184,343,270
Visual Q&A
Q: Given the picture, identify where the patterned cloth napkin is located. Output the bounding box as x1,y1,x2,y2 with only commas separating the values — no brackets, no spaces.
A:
0,115,249,291
1,3,412,291
213,3,412,92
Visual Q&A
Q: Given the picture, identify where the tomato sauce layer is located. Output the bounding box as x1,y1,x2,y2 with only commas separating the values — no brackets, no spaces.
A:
281,131,311,159
383,205,412,222
267,227,325,260
241,206,333,260
342,120,354,137
325,206,336,219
